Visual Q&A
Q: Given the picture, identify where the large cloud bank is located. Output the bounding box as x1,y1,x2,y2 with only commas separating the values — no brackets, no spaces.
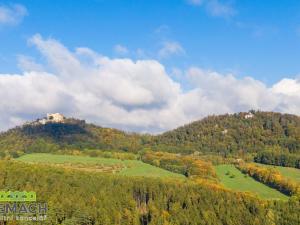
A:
1,34,300,133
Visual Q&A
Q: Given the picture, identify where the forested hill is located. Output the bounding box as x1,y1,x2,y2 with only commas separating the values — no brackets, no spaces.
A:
152,111,300,155
1,111,300,157
0,118,141,156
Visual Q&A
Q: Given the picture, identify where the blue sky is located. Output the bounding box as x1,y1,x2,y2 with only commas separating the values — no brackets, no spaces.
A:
1,0,300,84
1,0,300,132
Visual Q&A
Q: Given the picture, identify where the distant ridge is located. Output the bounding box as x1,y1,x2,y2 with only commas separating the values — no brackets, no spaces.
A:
0,111,300,157
153,111,300,155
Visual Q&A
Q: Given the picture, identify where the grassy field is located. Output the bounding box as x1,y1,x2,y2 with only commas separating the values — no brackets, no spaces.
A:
215,164,288,200
16,153,185,179
255,163,300,183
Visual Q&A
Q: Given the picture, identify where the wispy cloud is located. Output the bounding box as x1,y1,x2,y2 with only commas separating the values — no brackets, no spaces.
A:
0,4,27,25
113,44,129,55
158,41,185,58
17,55,44,72
206,0,236,17
235,21,279,38
187,0,236,18
154,25,170,35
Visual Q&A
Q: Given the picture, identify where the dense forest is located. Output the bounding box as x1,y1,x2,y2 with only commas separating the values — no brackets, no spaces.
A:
0,160,299,225
1,111,300,159
0,118,142,157
152,111,300,155
254,150,300,168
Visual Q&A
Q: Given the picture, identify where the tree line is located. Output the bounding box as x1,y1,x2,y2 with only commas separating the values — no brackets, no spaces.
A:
254,150,300,168
236,162,300,196
141,151,217,181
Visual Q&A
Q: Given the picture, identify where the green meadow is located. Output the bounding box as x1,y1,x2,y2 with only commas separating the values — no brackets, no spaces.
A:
16,153,185,179
215,164,288,200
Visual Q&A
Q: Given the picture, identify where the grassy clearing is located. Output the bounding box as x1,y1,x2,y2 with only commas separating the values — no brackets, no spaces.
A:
255,163,300,183
215,164,288,200
16,153,185,179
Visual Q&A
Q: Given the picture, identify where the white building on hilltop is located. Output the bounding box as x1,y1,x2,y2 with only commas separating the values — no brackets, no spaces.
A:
46,113,65,123
244,112,254,119
35,113,65,125
24,113,66,126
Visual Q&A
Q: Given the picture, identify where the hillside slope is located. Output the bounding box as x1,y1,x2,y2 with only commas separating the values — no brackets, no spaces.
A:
0,118,142,156
152,111,300,155
1,111,300,156
1,160,299,224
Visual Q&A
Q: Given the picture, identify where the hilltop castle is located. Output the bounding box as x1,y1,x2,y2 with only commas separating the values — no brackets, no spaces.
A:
24,113,66,126
38,113,66,124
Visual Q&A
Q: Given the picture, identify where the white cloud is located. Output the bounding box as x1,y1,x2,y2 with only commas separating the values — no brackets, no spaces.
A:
187,0,236,18
1,34,300,133
270,78,300,115
0,4,27,25
158,41,185,58
186,68,278,113
272,78,300,96
17,55,44,72
114,44,129,55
